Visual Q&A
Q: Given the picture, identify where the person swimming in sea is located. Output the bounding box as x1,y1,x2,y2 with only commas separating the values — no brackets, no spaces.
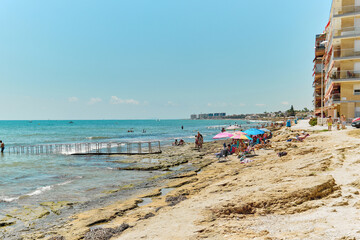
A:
0,141,4,153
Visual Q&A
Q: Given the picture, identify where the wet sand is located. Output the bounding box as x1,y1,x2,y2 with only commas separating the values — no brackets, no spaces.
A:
6,121,360,239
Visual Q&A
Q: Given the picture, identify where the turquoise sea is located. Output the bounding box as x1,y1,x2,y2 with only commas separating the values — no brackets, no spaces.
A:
0,119,261,216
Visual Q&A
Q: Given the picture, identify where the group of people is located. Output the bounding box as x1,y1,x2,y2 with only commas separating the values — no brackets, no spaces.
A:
195,132,203,150
173,139,185,146
216,132,273,160
327,114,347,131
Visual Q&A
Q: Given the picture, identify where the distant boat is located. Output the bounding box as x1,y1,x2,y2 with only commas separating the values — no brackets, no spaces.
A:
69,121,74,124
28,121,32,123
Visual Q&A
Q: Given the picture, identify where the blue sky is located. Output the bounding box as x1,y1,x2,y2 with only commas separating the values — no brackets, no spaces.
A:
0,0,331,120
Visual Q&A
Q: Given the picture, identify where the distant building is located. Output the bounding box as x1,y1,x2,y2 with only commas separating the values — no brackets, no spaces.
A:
190,113,226,119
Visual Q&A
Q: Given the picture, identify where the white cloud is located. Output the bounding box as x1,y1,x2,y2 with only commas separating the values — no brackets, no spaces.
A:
68,97,78,103
207,102,228,107
281,101,290,105
166,101,177,107
110,96,139,105
255,103,266,107
88,97,102,105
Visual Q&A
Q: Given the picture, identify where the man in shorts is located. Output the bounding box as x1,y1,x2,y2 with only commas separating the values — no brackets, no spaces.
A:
327,116,333,131
341,114,347,129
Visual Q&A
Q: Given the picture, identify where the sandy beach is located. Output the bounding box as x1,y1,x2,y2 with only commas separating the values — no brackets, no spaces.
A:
8,120,360,239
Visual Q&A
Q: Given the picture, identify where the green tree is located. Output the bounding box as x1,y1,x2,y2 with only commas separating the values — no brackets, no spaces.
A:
287,105,295,116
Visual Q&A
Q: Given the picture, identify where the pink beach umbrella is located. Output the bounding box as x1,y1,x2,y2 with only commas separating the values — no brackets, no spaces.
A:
234,131,247,135
213,132,234,139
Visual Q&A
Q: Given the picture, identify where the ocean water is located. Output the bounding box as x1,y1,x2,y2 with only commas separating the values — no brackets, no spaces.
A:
0,119,260,211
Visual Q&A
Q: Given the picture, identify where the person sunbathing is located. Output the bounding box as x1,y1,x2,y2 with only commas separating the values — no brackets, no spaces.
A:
288,133,310,142
296,133,310,141
215,146,229,160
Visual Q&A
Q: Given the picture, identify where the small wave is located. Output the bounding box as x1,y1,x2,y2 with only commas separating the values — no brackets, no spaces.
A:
0,196,19,202
56,180,73,186
1,175,83,203
27,186,52,196
86,136,112,140
206,125,227,129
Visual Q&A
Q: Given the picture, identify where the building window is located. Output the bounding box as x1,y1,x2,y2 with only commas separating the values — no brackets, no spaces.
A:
354,84,360,95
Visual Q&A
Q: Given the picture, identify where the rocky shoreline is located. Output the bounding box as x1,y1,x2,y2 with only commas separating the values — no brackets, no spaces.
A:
4,123,360,239
0,140,223,240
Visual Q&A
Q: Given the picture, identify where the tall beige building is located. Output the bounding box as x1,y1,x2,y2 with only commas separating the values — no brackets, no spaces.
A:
322,0,360,119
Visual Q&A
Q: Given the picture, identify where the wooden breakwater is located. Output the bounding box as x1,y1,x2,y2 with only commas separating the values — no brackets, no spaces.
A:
6,141,162,155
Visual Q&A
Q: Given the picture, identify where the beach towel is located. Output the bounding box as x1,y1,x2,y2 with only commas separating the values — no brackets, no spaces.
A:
240,158,253,164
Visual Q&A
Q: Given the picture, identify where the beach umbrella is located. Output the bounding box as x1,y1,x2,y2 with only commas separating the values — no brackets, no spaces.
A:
244,128,265,136
234,131,247,135
260,128,271,132
226,125,242,131
213,132,234,139
231,134,252,140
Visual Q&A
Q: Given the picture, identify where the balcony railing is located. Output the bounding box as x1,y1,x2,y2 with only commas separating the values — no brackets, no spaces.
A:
330,70,360,80
325,93,341,107
334,5,360,16
333,26,360,38
325,78,333,93
334,48,360,58
331,93,341,102
325,52,334,74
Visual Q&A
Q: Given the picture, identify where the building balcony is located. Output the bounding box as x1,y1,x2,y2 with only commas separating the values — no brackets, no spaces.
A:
334,48,360,60
315,46,325,57
333,27,360,39
313,81,323,88
334,5,360,17
329,70,360,81
331,93,341,103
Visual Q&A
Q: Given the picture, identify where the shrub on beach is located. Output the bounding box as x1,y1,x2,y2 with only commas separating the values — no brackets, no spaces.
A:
309,118,317,126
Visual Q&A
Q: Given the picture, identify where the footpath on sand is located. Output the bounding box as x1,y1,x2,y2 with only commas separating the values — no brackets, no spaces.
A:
15,121,360,239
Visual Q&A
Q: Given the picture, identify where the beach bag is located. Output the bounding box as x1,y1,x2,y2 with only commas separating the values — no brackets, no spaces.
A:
277,151,287,157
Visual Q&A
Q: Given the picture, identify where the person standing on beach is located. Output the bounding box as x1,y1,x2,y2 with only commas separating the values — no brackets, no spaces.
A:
198,132,203,149
0,141,4,153
195,135,199,149
327,116,333,131
341,114,347,129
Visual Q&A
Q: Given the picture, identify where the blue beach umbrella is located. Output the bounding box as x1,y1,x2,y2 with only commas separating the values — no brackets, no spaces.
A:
260,128,271,132
244,128,265,136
